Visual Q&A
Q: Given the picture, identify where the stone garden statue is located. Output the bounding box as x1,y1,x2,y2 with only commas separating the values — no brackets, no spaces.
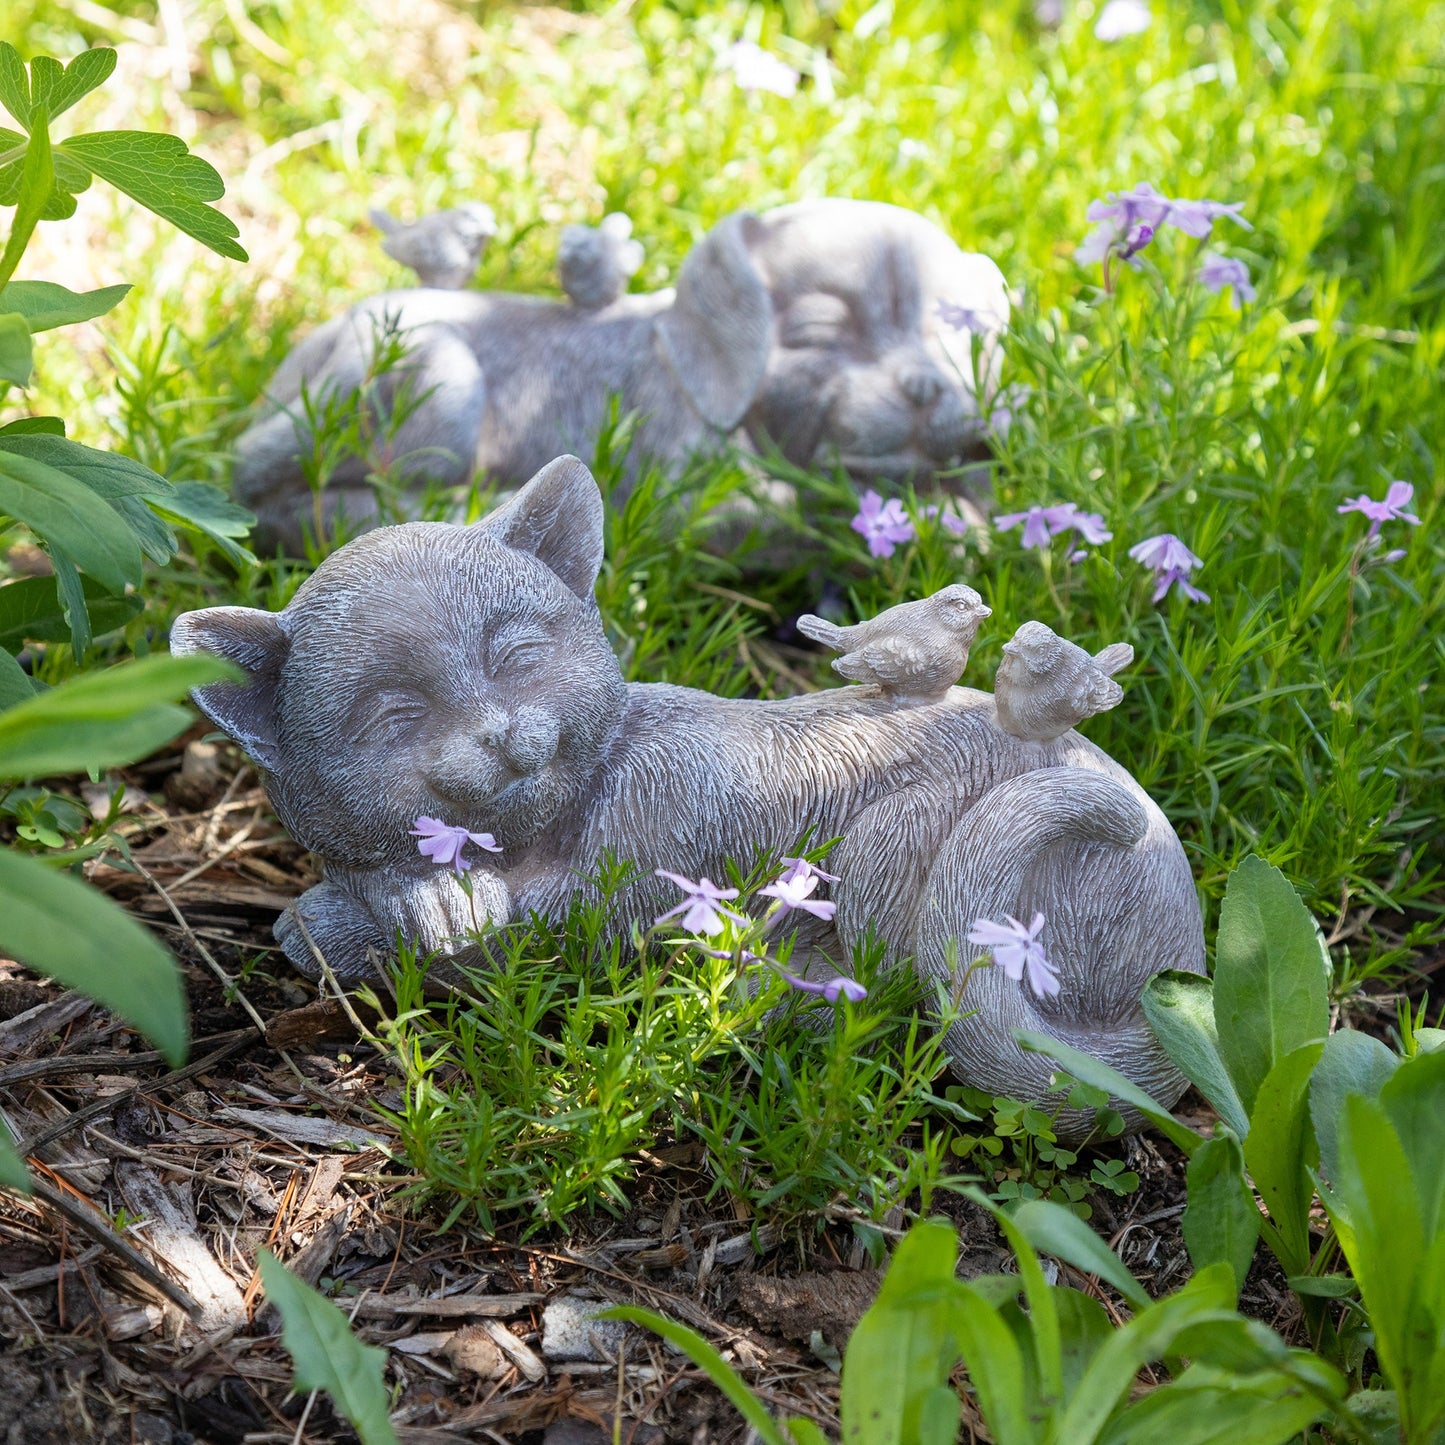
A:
232,199,1010,550
174,455,1205,1120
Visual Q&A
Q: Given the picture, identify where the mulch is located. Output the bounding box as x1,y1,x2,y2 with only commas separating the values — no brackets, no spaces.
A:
0,734,1271,1445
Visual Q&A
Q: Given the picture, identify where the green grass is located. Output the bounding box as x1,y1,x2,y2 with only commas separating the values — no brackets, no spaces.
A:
3,0,1443,1227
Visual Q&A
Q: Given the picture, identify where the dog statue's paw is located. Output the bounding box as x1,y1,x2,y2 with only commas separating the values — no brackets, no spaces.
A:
275,881,390,982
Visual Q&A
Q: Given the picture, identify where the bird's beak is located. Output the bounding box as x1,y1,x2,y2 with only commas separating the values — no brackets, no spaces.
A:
1001,638,1016,654
976,604,993,618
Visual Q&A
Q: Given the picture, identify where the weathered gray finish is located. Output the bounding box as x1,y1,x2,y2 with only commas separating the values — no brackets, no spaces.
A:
369,203,498,290
233,199,1009,550
995,621,1134,742
173,456,1203,1117
558,213,645,310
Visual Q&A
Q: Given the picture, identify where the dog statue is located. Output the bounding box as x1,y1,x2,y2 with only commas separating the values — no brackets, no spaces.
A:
174,456,1204,1119
232,199,1010,551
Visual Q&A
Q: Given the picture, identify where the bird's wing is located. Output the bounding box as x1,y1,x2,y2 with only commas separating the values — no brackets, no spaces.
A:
1074,670,1124,716
797,614,848,652
1093,642,1134,676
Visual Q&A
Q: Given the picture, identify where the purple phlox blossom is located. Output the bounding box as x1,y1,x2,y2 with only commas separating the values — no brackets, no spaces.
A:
1094,0,1152,41
1077,183,1251,270
655,869,748,936
759,870,837,921
1337,480,1420,541
995,505,1057,550
921,503,970,536
935,298,986,333
720,39,799,97
966,912,1061,999
1198,252,1256,307
1128,533,1209,603
780,855,841,885
996,502,1110,551
781,971,868,1004
410,816,502,874
852,489,916,558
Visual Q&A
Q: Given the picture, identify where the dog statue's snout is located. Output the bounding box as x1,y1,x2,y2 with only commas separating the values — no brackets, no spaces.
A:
898,363,945,409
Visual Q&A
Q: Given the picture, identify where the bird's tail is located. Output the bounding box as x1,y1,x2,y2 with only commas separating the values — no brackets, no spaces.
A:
1093,642,1134,676
368,207,400,235
915,766,1203,1136
796,613,846,651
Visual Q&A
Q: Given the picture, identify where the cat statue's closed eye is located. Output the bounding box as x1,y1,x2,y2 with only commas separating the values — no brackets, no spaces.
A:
172,456,1204,1130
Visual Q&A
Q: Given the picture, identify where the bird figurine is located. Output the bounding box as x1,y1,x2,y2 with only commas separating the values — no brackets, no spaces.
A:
558,212,645,310
796,584,992,702
993,621,1133,741
369,202,498,290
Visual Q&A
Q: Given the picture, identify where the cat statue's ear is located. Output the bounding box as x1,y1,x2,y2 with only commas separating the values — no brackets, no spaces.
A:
169,606,289,769
479,454,605,602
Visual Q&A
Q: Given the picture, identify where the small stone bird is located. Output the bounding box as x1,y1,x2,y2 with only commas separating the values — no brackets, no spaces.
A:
993,620,1133,741
796,584,992,702
369,203,498,290
558,212,645,310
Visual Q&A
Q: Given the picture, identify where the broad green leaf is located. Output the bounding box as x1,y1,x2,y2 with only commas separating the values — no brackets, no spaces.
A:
115,494,181,565
57,132,248,262
1414,1028,1445,1053
1213,856,1330,1117
786,1422,829,1445
0,103,50,290
49,545,91,655
0,652,235,778
918,1385,961,1445
1054,1288,1114,1399
258,1250,399,1445
37,48,116,121
0,279,130,331
0,645,33,707
946,1283,1036,1445
1008,1198,1150,1313
1309,1029,1398,1183
0,446,143,591
1379,1049,1445,1240
0,45,28,131
0,574,140,651
1142,970,1250,1138
1243,1042,1322,1276
25,57,61,116
148,481,256,567
1099,1375,1330,1445
0,432,172,498
0,1128,30,1193
0,415,64,434
0,311,32,385
1182,1131,1260,1298
1016,1029,1202,1157
0,847,187,1065
603,1305,790,1445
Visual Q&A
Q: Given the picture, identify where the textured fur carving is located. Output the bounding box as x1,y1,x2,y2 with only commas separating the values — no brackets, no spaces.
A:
995,621,1134,741
173,456,1204,1121
232,199,1009,551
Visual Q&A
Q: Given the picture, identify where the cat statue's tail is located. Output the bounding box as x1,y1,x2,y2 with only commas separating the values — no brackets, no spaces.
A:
914,765,1203,1133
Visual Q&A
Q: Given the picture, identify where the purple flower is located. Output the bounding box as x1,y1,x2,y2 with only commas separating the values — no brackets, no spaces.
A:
1094,0,1152,40
410,816,502,874
759,870,837,921
1077,183,1251,271
1151,568,1211,603
720,40,799,97
1337,480,1420,541
995,505,1056,550
1198,252,1256,306
1128,533,1209,603
935,298,987,333
782,971,868,1004
780,855,840,885
997,502,1110,551
921,503,970,536
852,490,916,559
655,869,748,936
967,913,1060,999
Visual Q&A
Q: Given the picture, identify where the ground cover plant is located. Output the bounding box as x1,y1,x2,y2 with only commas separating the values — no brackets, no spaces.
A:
0,0,1442,1440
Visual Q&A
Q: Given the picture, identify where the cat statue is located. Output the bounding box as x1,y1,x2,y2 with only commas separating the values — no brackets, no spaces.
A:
172,456,1204,1118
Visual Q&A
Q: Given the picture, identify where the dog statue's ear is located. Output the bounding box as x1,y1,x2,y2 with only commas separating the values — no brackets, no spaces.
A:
479,455,605,602
169,607,289,769
657,212,773,431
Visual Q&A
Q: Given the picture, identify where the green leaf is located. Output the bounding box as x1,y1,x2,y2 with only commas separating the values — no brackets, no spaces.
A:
56,131,247,262
0,645,34,708
0,432,172,498
786,1422,829,1445
1099,1373,1331,1445
1054,1289,1114,1399
1008,1198,1150,1313
1142,971,1250,1138
1182,1131,1260,1298
258,1250,399,1445
918,1385,961,1445
148,481,256,567
0,415,64,434
0,1127,30,1193
0,652,236,778
945,1283,1036,1445
1016,1029,1202,1157
0,574,140,651
115,494,180,565
1378,1049,1445,1240
0,311,32,385
49,545,91,655
0,847,187,1065
0,103,51,291
39,49,116,122
0,45,28,131
1243,1042,1323,1276
1213,856,1330,1117
603,1305,791,1445
0,279,130,331
0,445,143,591
1309,1029,1398,1183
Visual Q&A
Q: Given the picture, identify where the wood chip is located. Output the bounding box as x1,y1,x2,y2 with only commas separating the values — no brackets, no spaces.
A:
0,993,91,1054
713,1223,780,1267
481,1318,547,1383
350,1290,545,1320
263,997,363,1050
391,1330,456,1356
213,1106,390,1151
115,1162,247,1331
